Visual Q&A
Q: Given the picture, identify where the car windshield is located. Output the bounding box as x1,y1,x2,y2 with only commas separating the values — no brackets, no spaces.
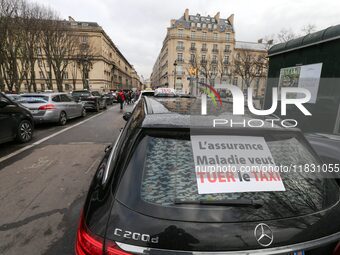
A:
18,95,49,104
91,91,101,96
72,91,91,97
118,132,339,222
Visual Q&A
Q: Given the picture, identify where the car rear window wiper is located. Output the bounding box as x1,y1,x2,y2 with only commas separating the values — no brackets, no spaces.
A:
174,199,264,209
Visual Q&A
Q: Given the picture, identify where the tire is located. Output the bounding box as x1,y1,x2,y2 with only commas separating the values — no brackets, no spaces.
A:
81,108,86,117
103,102,107,110
58,111,67,126
95,102,100,112
16,120,33,143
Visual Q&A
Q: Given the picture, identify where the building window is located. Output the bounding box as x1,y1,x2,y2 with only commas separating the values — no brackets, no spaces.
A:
202,23,207,28
226,33,231,42
191,30,196,39
38,59,43,67
212,55,217,61
191,22,195,28
233,77,238,86
81,35,88,43
191,42,195,48
178,29,184,38
40,84,45,91
37,47,42,55
63,72,68,79
202,31,207,39
225,45,230,52
39,71,44,79
190,54,195,62
65,84,70,91
197,23,201,28
177,53,183,62
202,55,206,60
208,24,212,29
213,33,218,40
202,43,207,49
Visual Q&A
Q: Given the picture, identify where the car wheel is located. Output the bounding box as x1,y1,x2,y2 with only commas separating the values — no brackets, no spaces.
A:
81,108,87,117
16,120,33,143
58,111,67,126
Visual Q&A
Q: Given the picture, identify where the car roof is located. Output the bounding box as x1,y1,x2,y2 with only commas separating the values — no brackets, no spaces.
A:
21,93,66,96
139,96,295,131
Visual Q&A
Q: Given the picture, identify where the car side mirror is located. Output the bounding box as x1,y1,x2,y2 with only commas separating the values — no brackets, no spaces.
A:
123,112,132,121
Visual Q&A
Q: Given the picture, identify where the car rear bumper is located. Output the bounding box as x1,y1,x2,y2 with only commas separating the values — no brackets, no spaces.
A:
115,231,340,255
32,110,60,123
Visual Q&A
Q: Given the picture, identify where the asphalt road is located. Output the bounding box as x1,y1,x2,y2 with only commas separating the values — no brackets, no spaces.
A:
0,103,132,255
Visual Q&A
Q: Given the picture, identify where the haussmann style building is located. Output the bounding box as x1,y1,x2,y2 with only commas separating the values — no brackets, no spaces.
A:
33,17,141,92
150,9,268,97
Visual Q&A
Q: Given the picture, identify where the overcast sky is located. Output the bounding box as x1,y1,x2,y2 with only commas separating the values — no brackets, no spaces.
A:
32,0,340,80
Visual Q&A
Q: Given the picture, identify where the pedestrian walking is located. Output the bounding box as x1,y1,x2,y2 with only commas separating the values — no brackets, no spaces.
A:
117,89,125,110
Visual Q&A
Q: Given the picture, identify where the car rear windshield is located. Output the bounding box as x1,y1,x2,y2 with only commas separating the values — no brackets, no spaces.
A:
72,91,91,97
117,132,339,222
19,95,49,103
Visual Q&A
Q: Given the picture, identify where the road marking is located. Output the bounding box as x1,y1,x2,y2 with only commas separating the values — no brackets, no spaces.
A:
0,111,107,164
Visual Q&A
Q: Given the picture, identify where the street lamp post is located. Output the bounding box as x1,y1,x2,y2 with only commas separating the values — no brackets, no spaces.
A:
173,60,177,90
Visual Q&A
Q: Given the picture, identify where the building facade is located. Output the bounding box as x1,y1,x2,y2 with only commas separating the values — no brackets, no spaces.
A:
150,9,267,97
33,17,141,92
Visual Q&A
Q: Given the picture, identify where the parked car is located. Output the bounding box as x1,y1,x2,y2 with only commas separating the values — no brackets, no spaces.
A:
71,90,107,112
305,132,340,164
75,95,340,255
103,92,116,105
0,92,34,144
18,93,86,125
5,93,21,102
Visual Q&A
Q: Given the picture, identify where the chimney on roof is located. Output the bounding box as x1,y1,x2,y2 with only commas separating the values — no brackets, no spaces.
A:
184,8,189,21
227,14,234,26
170,19,176,27
258,38,263,43
214,12,220,22
68,16,75,21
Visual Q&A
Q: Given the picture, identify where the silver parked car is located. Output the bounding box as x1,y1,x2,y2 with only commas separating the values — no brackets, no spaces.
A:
18,93,86,125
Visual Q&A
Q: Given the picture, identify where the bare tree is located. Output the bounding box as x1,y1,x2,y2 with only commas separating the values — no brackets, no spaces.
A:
76,39,96,89
301,24,316,35
0,0,26,92
277,28,296,43
232,49,268,92
40,18,77,92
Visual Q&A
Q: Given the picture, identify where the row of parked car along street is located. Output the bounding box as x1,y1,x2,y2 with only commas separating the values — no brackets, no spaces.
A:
0,90,118,145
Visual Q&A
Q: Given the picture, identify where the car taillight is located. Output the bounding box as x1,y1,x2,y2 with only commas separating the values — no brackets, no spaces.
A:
75,213,132,255
106,240,132,255
333,242,340,255
38,104,56,110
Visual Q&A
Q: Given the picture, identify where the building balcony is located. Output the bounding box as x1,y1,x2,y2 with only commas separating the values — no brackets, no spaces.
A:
212,49,219,53
190,47,197,51
224,49,231,53
176,46,185,51
176,58,184,63
200,59,207,65
201,48,208,52
211,60,218,65
223,60,229,65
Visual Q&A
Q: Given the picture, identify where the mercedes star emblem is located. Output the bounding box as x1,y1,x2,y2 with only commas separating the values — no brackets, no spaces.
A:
254,223,274,247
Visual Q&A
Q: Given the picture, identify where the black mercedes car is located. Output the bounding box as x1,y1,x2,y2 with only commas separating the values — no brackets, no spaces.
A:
71,90,107,112
0,92,34,144
75,95,340,255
